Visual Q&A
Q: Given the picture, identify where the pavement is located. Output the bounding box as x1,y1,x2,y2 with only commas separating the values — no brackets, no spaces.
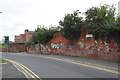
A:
0,64,2,80
1,52,120,80
2,62,28,79
0,54,28,80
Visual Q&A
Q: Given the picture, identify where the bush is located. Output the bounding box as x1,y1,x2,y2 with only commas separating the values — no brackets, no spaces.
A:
26,26,60,46
59,10,83,40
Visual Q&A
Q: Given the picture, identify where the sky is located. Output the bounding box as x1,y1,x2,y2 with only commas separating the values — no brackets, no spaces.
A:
0,0,120,41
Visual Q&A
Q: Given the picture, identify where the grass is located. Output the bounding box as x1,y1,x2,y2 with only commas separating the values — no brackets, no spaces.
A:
0,59,10,63
0,44,8,48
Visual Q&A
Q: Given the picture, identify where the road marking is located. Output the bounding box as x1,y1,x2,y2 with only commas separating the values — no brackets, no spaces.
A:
2,54,119,75
12,61,35,79
38,55,120,74
18,62,41,79
4,58,42,80
12,62,31,78
21,54,118,70
16,54,119,74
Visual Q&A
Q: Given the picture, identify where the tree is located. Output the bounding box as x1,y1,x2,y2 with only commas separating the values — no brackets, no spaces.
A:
25,33,37,47
26,26,60,45
85,4,116,39
108,17,120,43
59,10,83,40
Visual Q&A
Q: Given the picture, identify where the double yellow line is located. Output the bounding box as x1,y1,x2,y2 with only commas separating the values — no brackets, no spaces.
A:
4,58,42,80
38,55,120,74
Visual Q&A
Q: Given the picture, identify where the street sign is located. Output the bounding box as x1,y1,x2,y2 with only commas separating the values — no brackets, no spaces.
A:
2,36,9,45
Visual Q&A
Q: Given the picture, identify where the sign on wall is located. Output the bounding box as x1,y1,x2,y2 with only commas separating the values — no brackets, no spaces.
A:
86,34,93,38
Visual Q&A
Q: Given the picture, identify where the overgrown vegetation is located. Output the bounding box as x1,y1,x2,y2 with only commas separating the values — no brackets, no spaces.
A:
26,26,60,47
0,44,8,48
26,4,120,46
59,10,83,40
84,5,119,40
0,59,10,63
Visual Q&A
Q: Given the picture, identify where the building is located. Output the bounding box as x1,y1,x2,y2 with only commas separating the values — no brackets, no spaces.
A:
15,29,35,43
15,35,21,43
25,29,35,42
15,34,26,43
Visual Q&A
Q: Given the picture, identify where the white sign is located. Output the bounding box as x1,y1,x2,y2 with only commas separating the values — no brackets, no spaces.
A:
86,34,93,38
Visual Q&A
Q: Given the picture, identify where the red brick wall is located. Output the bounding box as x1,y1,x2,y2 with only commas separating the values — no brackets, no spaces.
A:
48,32,69,44
28,32,120,62
0,48,8,52
8,43,27,53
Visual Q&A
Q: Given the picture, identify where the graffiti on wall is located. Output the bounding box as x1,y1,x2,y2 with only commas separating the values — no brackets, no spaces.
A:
51,43,64,48
78,41,84,48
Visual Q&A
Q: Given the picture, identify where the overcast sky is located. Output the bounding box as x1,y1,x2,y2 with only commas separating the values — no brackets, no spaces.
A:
0,0,119,41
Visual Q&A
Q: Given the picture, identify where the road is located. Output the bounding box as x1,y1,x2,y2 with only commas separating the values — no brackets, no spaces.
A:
1,52,119,80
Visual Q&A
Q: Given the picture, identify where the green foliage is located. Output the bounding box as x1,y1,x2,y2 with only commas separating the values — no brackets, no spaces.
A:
85,4,118,39
25,34,37,47
26,26,60,46
116,17,120,30
59,10,83,40
26,4,120,46
107,17,120,43
0,59,10,63
0,44,8,48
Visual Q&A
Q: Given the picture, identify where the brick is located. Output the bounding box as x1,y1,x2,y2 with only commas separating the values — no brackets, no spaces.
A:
27,32,120,62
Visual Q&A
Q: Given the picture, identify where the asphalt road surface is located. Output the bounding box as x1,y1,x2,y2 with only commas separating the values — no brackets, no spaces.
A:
1,52,119,80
